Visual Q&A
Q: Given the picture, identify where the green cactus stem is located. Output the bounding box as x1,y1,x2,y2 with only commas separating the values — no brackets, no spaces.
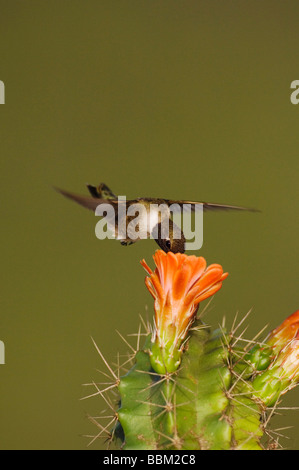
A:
115,320,264,450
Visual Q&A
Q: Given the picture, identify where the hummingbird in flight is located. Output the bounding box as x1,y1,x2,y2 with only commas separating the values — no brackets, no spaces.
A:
56,183,258,253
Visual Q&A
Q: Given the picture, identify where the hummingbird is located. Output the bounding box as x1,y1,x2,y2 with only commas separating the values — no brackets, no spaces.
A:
56,183,258,253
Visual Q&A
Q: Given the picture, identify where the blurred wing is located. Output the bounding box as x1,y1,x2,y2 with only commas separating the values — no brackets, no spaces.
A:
54,187,119,211
86,183,116,200
165,200,260,213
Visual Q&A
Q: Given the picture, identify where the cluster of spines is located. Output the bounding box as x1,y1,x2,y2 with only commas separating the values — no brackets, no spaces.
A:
82,313,296,450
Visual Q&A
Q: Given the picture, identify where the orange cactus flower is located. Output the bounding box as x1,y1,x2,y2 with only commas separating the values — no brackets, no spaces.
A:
266,310,299,384
140,250,228,373
267,310,299,353
275,338,299,383
253,311,299,404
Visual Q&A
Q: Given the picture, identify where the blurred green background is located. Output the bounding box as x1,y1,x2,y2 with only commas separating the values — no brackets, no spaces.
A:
0,0,298,450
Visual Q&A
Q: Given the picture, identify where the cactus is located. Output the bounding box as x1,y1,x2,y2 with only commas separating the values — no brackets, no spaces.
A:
84,251,299,450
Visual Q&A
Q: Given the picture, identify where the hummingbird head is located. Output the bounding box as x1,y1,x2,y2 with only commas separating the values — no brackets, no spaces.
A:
153,220,186,254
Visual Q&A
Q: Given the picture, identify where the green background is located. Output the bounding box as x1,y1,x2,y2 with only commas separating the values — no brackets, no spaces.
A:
0,0,298,450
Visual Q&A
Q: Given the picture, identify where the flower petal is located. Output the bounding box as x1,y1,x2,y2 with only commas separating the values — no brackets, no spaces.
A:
172,261,193,300
140,259,153,275
187,265,225,299
194,281,224,303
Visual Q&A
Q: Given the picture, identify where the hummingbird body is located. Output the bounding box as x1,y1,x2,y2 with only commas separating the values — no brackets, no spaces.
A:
56,182,258,253
103,199,166,243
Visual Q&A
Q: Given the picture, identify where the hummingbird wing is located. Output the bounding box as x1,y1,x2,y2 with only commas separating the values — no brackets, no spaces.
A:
86,183,117,200
164,200,260,213
54,187,120,211
55,186,132,240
